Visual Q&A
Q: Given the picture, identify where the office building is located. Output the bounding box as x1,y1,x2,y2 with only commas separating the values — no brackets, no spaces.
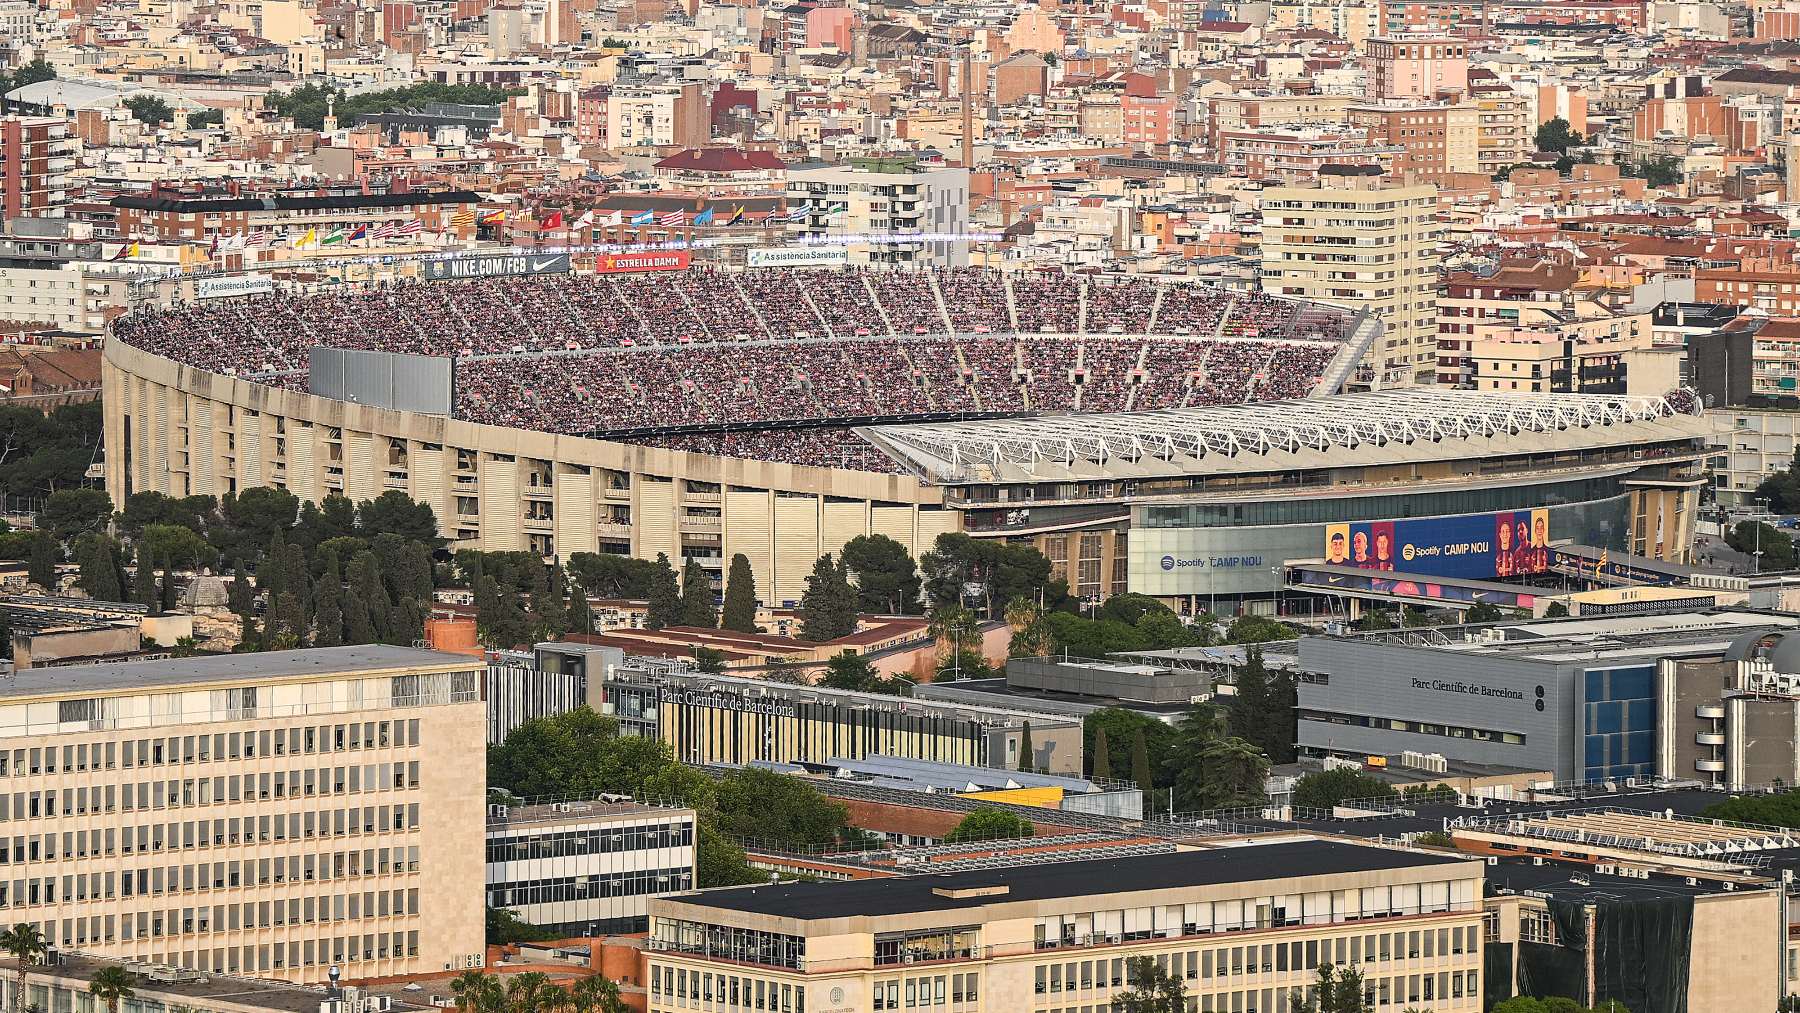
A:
601,661,1083,774
486,799,697,936
645,839,1485,1013
0,646,487,981
1297,610,1800,783
1260,166,1442,387
0,950,428,1013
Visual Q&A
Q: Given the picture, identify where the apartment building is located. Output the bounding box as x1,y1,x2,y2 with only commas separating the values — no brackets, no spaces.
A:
786,162,970,268
606,82,710,150
486,799,697,936
1435,261,1578,386
1259,165,1442,386
1363,36,1469,100
1346,102,1480,178
1467,312,1661,395
0,116,73,219
644,839,1486,1013
0,646,486,982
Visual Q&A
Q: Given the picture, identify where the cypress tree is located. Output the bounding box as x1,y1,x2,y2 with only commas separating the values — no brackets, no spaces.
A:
159,558,178,611
27,534,56,590
312,547,344,647
271,590,308,649
1131,728,1153,798
721,553,758,633
1091,726,1112,782
76,535,122,601
799,554,858,642
343,590,377,646
1018,720,1035,773
133,547,159,608
0,608,11,660
645,553,681,629
347,551,392,643
679,558,716,628
1228,645,1271,756
568,575,593,634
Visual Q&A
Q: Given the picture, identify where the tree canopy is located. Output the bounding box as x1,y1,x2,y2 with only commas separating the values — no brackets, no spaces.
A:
943,806,1035,843
1291,768,1397,811
1727,520,1794,570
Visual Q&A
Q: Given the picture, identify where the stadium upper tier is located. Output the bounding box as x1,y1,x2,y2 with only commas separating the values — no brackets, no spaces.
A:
112,267,1372,471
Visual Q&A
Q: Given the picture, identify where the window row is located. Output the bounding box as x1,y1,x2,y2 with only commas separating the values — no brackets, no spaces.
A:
0,719,423,778
0,847,421,906
653,967,802,1013
0,804,421,863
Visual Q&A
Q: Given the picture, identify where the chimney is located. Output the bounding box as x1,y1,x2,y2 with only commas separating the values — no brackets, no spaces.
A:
961,47,974,169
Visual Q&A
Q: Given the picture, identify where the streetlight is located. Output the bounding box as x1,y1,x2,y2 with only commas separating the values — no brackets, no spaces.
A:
1756,496,1771,575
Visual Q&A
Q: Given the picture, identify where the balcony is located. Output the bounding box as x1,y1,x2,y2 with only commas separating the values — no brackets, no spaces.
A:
1695,731,1725,747
597,521,631,538
1695,704,1725,720
679,516,722,535
523,515,554,531
1695,759,1725,773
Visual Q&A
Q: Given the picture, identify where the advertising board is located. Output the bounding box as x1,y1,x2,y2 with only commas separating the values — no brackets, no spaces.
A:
1323,510,1551,580
746,246,850,268
196,274,274,299
423,253,571,280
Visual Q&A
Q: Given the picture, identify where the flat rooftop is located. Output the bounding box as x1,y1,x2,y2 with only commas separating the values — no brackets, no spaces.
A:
1487,858,1743,902
1322,609,1800,663
663,839,1473,920
488,798,693,830
0,644,473,700
0,951,428,1013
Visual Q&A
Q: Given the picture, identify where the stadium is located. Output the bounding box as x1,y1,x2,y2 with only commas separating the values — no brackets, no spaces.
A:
102,258,1711,613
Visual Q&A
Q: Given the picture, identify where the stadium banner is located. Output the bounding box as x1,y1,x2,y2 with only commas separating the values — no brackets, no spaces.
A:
196,274,274,299
746,246,850,268
424,253,571,281
1322,509,1550,580
593,250,693,274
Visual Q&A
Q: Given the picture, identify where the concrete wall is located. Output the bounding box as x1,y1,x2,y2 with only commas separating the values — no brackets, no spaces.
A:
103,338,954,608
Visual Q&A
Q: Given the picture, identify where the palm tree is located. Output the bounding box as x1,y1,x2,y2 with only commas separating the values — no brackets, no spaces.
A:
87,967,135,1013
568,976,626,1013
449,971,502,1013
0,923,46,1013
503,972,552,1013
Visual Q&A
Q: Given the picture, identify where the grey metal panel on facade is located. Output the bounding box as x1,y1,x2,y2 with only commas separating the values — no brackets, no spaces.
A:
1296,637,1577,779
308,347,453,416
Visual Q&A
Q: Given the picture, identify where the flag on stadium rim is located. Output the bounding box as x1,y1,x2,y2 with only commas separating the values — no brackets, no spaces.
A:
573,210,594,231
726,205,746,226
320,227,347,246
824,202,849,218
629,210,655,225
451,210,476,229
659,209,686,226
346,223,369,242
372,221,397,240
600,209,623,227
692,207,715,226
397,219,424,236
109,241,139,261
785,203,814,221
293,227,317,249
541,210,564,231
247,230,271,248
478,209,506,226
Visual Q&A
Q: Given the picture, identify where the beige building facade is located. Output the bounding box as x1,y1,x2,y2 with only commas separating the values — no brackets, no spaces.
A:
0,646,486,983
644,840,1486,1013
102,337,955,610
1259,167,1442,387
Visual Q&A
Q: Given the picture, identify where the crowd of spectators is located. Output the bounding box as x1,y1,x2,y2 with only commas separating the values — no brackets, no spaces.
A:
114,267,1363,470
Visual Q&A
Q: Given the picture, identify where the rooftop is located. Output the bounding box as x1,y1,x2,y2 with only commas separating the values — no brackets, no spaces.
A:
858,389,1709,484
663,839,1473,920
488,798,695,830
0,645,473,701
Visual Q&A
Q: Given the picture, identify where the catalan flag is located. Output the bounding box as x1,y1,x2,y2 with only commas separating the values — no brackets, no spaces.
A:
452,210,476,230
109,241,139,261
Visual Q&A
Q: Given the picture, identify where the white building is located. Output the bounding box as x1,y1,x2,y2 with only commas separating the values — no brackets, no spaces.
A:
485,799,698,936
786,163,971,268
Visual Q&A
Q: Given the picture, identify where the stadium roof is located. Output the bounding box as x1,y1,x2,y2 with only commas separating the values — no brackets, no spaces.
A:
858,389,1709,484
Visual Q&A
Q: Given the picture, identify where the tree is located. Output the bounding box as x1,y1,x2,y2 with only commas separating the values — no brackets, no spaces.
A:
1701,786,1800,827
1130,728,1153,797
450,970,505,1013
1292,768,1398,811
1166,704,1268,812
1227,645,1271,755
1534,116,1581,153
1291,963,1371,1013
357,490,441,544
1114,956,1187,1013
346,551,393,643
569,579,593,634
132,546,159,608
1466,601,1505,623
1225,613,1292,644
645,554,682,630
709,766,853,847
798,553,859,641
1005,596,1053,658
721,553,758,632
919,532,1065,618
568,551,662,599
1544,601,1570,618
142,522,215,573
0,922,46,1013
269,590,309,650
1729,520,1795,569
943,806,1035,843
679,558,716,627
1018,720,1035,772
1085,708,1173,786
312,546,345,647
1265,670,1298,764
125,95,173,125
819,652,905,694
1354,608,1395,631
39,488,111,543
86,967,135,1013
1757,447,1800,513
484,908,558,945
1626,154,1682,188
529,561,570,642
26,533,56,589
1090,727,1112,782
693,646,728,674
841,534,921,613
0,609,9,660
73,532,123,601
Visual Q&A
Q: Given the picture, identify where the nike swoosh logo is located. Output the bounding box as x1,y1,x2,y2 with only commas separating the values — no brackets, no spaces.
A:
532,257,561,271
